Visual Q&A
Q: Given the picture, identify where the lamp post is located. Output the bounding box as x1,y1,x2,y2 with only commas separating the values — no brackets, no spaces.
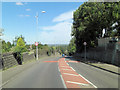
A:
83,42,87,61
35,11,46,60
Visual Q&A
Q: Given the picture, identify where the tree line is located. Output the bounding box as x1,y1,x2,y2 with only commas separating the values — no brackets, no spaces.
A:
2,35,69,56
68,2,120,55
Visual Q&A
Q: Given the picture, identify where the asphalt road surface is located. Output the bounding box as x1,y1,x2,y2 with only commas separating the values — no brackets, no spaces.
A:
2,56,119,89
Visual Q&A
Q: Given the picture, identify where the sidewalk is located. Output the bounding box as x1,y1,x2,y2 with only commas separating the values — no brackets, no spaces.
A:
73,56,120,75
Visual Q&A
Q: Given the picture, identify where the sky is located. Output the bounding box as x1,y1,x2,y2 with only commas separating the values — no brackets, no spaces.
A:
2,2,83,44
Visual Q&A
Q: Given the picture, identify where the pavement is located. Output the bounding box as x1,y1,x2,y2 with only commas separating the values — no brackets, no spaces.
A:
1,56,119,89
73,56,120,75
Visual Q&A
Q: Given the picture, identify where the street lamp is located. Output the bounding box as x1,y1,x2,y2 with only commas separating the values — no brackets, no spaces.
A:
83,42,87,61
35,11,46,60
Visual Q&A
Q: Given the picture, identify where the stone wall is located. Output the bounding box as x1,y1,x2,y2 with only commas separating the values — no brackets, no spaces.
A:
2,53,18,70
23,52,35,63
1,52,36,70
1,51,55,70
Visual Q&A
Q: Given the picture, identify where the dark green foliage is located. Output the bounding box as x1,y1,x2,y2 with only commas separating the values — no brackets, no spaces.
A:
67,38,76,55
2,40,12,53
72,2,120,53
56,45,68,55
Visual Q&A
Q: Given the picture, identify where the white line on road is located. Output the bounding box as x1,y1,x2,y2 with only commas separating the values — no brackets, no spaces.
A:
70,67,76,71
66,60,97,88
61,69,73,71
58,62,67,88
66,81,89,86
63,73,79,76
60,66,69,68
60,75,67,88
78,74,97,88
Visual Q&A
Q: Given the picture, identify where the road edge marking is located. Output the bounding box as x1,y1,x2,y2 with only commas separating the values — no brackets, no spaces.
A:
66,59,97,88
58,61,67,88
78,74,97,88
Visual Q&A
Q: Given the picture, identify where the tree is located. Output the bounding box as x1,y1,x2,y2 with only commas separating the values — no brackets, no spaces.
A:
14,37,27,53
2,40,12,53
13,35,26,46
72,2,120,53
67,38,76,55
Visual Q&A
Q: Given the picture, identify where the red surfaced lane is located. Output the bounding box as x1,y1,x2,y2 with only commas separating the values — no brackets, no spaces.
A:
58,58,95,88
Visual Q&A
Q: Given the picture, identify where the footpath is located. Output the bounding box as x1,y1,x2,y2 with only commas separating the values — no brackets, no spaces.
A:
73,56,120,75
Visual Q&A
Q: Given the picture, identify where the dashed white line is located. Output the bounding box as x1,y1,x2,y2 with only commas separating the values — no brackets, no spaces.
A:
66,81,89,86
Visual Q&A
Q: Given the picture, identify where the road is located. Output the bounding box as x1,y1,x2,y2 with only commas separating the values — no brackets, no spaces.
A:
2,56,119,89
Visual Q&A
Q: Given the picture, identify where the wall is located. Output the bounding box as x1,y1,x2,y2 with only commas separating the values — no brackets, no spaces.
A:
1,52,36,70
2,53,18,70
1,51,55,70
75,43,120,66
23,52,35,63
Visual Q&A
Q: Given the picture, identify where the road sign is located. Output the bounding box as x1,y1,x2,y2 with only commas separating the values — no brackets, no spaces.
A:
35,42,38,46
83,42,87,45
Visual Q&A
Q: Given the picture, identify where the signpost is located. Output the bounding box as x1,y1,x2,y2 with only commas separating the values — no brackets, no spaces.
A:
83,42,87,61
35,42,38,60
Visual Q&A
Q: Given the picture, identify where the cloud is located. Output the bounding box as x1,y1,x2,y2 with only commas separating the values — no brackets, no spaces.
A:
16,2,24,5
37,10,74,44
53,10,74,22
40,21,72,44
26,9,31,11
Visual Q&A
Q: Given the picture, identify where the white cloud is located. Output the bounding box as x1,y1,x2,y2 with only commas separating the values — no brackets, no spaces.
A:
38,10,74,44
16,2,24,5
53,10,74,22
26,9,31,11
39,21,72,44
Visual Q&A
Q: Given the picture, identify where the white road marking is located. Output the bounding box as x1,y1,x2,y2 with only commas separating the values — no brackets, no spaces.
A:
66,81,89,86
68,61,78,63
60,66,69,68
61,69,73,71
58,62,66,88
70,67,76,71
60,74,67,88
78,74,97,88
63,73,79,76
65,60,97,88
